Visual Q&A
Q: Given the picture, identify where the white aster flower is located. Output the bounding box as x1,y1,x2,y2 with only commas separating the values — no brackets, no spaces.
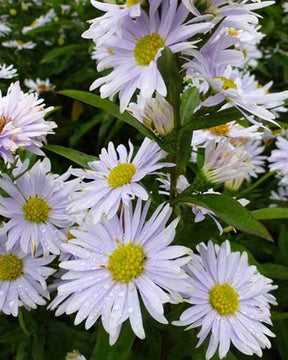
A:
22,9,56,34
283,2,288,13
224,140,266,191
269,136,288,185
49,200,192,345
173,240,277,360
0,158,80,256
0,22,11,37
69,138,174,223
128,94,174,136
0,237,55,316
199,139,254,187
192,121,262,147
0,63,17,79
65,350,86,360
24,78,55,94
0,82,56,162
2,40,36,50
89,0,213,111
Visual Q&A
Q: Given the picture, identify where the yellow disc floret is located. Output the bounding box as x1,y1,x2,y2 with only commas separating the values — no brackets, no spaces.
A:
209,283,239,316
208,124,230,136
134,33,165,66
214,76,237,90
23,197,50,223
126,0,140,7
108,242,145,283
108,163,136,188
0,254,23,281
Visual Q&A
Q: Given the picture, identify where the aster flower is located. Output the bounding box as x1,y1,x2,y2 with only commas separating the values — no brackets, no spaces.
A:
270,187,288,203
196,139,254,189
192,121,262,147
0,63,17,79
22,9,56,34
2,40,36,50
88,0,213,111
269,136,288,185
24,78,55,94
49,200,192,345
0,236,55,316
128,94,174,136
173,240,277,360
69,137,174,223
0,22,11,37
0,82,56,162
0,158,80,256
185,47,288,125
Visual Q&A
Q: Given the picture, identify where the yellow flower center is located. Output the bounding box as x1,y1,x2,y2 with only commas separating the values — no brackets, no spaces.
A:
208,124,230,136
126,0,140,7
214,76,237,90
0,254,23,281
209,283,239,316
108,242,145,283
228,28,239,37
108,163,136,188
17,40,24,46
134,33,165,66
23,197,50,223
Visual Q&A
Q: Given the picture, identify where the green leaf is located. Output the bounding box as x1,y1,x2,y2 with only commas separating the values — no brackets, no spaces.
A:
180,86,200,125
45,145,97,168
252,207,288,220
91,324,135,360
181,107,242,131
260,263,288,280
69,114,104,147
174,194,272,241
58,90,172,153
278,225,288,266
272,312,288,320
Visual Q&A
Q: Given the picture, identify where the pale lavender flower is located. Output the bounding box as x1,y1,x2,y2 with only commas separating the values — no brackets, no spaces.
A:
49,200,192,345
0,63,17,79
173,240,277,359
269,136,288,185
69,138,174,223
0,236,55,316
0,158,80,256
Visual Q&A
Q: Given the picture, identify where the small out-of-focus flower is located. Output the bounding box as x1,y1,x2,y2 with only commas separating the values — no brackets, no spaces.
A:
128,94,174,136
269,136,288,185
2,40,36,50
0,23,11,37
22,9,56,34
0,63,17,79
24,78,55,94
65,350,86,360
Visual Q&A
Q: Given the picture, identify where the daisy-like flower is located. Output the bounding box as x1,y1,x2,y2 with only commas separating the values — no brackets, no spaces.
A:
0,63,17,79
0,158,80,256
269,136,288,185
0,236,55,316
0,23,11,37
2,40,36,50
88,1,213,111
69,137,174,223
65,350,86,360
24,78,55,94
0,82,56,163
185,47,288,125
128,94,174,136
195,139,254,189
173,240,277,360
192,121,262,147
270,187,288,203
22,9,56,34
49,200,192,344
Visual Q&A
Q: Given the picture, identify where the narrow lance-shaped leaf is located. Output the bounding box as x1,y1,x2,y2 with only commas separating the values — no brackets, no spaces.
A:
173,193,272,241
45,144,98,168
58,90,172,153
252,207,288,220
